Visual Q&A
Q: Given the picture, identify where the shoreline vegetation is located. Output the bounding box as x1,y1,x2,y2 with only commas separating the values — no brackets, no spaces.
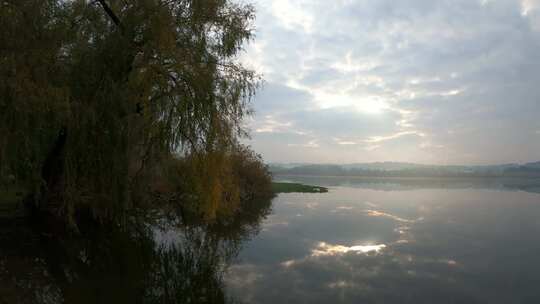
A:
271,174,540,194
272,182,329,194
0,5,274,299
0,0,273,233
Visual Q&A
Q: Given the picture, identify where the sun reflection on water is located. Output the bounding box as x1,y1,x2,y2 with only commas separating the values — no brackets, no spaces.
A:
311,242,387,257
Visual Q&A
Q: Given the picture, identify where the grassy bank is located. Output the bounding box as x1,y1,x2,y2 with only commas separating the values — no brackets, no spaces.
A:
272,182,328,194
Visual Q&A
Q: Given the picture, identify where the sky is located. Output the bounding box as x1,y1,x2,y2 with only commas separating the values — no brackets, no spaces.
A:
239,0,540,165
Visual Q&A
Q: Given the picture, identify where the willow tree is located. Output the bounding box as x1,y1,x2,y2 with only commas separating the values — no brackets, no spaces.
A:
0,0,259,223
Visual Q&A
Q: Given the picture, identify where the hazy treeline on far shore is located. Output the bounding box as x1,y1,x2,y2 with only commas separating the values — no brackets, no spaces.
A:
270,162,540,178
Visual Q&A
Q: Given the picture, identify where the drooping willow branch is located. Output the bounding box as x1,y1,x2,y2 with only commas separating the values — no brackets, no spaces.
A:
96,0,123,30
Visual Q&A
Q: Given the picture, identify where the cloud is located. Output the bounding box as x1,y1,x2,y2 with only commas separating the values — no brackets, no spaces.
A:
364,131,425,144
243,0,540,164
365,210,418,223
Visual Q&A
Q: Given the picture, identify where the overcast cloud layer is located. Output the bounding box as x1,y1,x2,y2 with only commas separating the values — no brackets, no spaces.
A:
241,0,540,165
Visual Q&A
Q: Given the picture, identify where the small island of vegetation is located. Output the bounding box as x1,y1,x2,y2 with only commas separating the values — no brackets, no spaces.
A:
272,182,328,193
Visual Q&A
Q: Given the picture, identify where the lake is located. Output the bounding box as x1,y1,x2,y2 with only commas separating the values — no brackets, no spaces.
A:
225,176,540,304
1,176,540,303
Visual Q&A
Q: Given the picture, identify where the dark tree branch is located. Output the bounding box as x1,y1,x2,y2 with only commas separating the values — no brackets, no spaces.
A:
96,0,123,30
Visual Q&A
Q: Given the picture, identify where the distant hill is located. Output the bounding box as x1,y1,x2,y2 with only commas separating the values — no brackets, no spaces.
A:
269,162,540,178
524,161,540,169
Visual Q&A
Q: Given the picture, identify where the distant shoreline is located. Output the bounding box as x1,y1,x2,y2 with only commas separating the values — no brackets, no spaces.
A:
272,182,329,194
270,162,540,179
273,174,540,180
272,174,540,194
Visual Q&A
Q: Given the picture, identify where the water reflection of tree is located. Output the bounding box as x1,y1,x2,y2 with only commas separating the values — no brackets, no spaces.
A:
144,199,272,303
146,228,236,303
0,198,272,303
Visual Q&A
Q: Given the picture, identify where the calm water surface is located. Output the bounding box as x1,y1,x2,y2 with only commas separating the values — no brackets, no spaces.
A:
225,176,540,304
2,177,540,303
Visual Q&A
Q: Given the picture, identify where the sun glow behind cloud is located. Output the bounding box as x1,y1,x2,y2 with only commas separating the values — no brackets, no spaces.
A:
521,0,540,15
316,92,390,114
286,79,391,115
270,0,313,31
242,0,540,164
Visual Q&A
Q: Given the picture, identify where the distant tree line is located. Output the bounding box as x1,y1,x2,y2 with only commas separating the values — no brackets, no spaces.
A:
270,164,540,178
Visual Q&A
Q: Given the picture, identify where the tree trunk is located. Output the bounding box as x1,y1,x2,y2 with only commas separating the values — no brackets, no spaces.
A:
39,126,68,212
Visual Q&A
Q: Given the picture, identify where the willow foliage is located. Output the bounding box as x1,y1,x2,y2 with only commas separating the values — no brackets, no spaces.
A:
0,0,260,221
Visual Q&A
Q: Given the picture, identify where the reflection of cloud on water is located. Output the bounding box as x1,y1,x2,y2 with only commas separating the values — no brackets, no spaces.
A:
365,210,419,223
365,201,378,208
262,215,289,229
227,187,540,303
280,241,387,268
261,214,290,230
262,245,470,303
281,260,297,268
233,233,485,304
327,280,373,291
312,242,387,257
225,264,263,303
227,264,263,286
328,280,355,289
330,206,355,213
394,226,410,235
306,202,319,209
441,259,458,266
